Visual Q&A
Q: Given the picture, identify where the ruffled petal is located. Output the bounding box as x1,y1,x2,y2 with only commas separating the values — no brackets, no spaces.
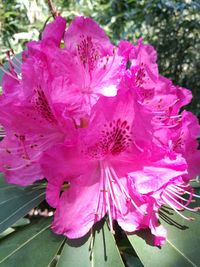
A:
130,155,187,194
64,16,112,55
148,211,167,246
52,166,104,239
0,136,43,185
42,16,66,46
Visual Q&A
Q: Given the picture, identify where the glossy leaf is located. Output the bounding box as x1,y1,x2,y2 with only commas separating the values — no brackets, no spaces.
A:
128,189,200,267
12,218,30,228
57,220,125,267
0,218,65,267
0,174,45,233
0,228,15,239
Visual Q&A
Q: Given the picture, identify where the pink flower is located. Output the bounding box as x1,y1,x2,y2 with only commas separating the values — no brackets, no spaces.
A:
0,15,125,183
48,16,126,122
42,16,66,46
119,39,192,116
41,85,187,245
0,15,199,247
0,16,73,185
154,110,200,181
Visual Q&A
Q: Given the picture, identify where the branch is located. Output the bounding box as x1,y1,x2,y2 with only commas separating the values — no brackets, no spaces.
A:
47,0,59,19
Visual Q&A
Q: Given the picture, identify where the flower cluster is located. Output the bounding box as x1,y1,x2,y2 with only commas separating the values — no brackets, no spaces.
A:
0,16,200,246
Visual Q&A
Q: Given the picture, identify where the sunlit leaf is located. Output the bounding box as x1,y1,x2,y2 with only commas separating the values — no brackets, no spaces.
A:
0,228,15,240
57,220,125,267
0,218,65,267
0,174,45,233
12,218,30,228
128,188,200,267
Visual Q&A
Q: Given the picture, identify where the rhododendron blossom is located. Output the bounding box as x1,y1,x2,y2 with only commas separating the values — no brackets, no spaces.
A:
0,15,200,246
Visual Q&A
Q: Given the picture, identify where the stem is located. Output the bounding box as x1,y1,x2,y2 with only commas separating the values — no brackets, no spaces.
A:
47,0,59,19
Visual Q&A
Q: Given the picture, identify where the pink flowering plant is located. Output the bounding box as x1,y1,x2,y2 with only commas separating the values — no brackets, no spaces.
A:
0,8,200,267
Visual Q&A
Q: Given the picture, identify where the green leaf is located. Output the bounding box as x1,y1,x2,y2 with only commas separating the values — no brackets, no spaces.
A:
57,220,125,267
0,228,15,240
0,218,65,267
123,253,144,267
190,178,200,189
128,192,200,267
0,174,45,233
128,229,196,267
11,218,30,228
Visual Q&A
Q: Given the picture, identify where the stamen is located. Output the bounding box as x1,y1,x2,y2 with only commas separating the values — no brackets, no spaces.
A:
167,115,182,119
0,133,59,165
5,53,21,73
162,195,195,221
105,186,115,234
109,166,146,215
184,191,200,199
100,162,114,234
164,190,199,212
94,188,102,219
170,184,186,193
169,184,194,205
171,184,200,199
100,163,107,216
4,162,30,171
105,167,123,215
166,188,189,202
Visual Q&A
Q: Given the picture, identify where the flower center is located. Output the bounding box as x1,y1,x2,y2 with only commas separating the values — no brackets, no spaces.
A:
86,118,132,159
32,86,56,123
77,35,99,73
94,162,146,233
100,119,132,155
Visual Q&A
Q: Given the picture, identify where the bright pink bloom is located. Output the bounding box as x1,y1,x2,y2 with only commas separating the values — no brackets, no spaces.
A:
0,16,72,185
119,39,192,116
23,16,126,124
41,86,187,245
64,16,112,55
21,16,125,124
0,15,199,247
154,110,200,180
48,16,126,121
42,16,66,46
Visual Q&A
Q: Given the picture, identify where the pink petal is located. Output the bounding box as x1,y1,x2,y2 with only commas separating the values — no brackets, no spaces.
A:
52,167,104,239
64,16,112,55
130,155,187,194
41,143,96,207
149,211,167,246
0,137,43,185
42,16,66,46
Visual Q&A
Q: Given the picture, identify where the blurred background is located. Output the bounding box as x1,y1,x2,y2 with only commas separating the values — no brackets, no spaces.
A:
0,0,199,115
